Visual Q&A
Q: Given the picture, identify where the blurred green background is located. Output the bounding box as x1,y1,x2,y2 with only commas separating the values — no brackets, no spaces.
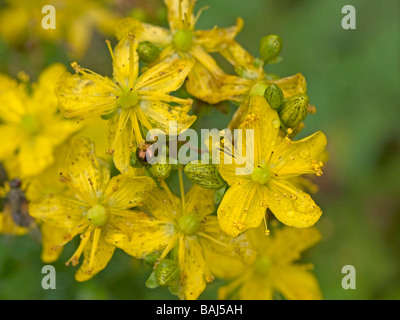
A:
0,0,399,299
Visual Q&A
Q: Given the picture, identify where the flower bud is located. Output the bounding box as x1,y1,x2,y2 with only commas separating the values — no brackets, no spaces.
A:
279,94,309,128
137,41,160,63
263,84,284,111
259,35,282,64
155,259,180,287
148,157,172,178
184,161,225,189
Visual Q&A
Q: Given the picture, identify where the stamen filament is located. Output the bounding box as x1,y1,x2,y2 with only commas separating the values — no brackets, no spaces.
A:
66,227,92,266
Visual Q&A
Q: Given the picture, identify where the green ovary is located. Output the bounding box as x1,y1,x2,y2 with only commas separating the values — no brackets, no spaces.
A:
251,163,271,185
178,214,200,235
173,29,193,52
87,204,109,227
118,89,138,109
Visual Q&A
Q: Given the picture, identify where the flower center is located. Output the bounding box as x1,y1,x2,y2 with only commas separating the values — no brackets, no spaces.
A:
173,29,193,52
251,163,271,185
117,88,138,109
254,256,271,275
20,114,39,134
178,213,200,235
87,204,109,227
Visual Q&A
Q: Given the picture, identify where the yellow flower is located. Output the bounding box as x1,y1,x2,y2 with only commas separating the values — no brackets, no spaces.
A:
215,96,327,237
0,0,119,58
115,0,244,104
0,64,81,178
29,137,156,281
55,35,195,174
106,171,255,300
218,225,322,300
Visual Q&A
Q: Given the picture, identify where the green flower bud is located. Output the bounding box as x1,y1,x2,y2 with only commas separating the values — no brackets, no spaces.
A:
279,94,309,128
155,259,180,287
137,41,160,63
184,161,225,189
148,157,172,178
263,84,284,111
259,35,282,64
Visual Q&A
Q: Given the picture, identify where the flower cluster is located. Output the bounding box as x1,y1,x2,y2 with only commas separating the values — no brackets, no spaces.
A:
0,0,327,300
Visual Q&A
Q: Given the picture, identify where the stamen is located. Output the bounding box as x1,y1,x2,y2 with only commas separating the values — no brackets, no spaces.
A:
66,228,92,266
263,214,270,236
159,232,179,261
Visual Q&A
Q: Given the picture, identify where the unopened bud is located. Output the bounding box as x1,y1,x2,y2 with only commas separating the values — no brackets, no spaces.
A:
148,157,172,178
279,94,309,128
259,35,282,64
184,161,225,189
137,41,160,63
263,84,284,111
155,259,180,287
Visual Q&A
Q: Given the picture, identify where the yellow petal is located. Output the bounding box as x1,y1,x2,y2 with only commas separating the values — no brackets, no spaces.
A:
266,227,322,264
40,224,66,263
55,72,117,118
184,185,215,219
139,99,195,134
219,40,260,79
42,118,81,147
113,35,139,86
0,125,23,160
105,217,175,258
200,217,256,278
18,136,55,177
75,231,116,282
104,175,156,210
0,83,26,123
265,179,322,228
135,58,194,94
29,196,87,236
270,131,327,178
32,63,67,110
194,17,244,52
65,137,110,204
269,73,307,98
218,181,266,237
220,275,274,300
140,187,180,221
270,265,322,300
177,236,208,300
115,17,172,44
240,95,281,165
